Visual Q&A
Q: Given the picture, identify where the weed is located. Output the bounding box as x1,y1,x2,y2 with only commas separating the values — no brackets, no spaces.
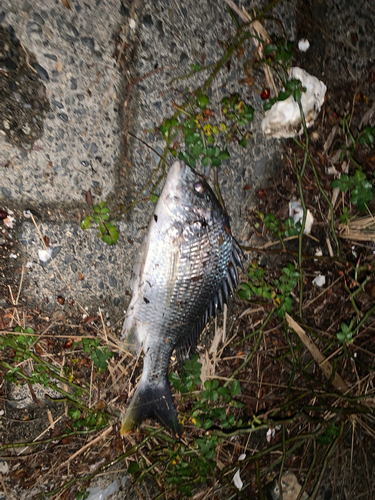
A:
332,169,374,212
78,337,114,373
239,261,300,319
160,92,253,169
81,201,119,245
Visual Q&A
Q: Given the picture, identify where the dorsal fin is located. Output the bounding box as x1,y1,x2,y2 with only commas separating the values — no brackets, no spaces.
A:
174,238,244,362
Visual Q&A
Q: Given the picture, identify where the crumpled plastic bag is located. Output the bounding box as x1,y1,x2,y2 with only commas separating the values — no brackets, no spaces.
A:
262,67,327,138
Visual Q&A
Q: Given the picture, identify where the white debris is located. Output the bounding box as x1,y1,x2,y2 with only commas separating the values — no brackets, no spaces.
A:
233,454,246,491
312,274,326,287
23,210,32,218
38,248,52,263
266,425,281,442
261,67,327,138
129,18,136,29
3,216,15,228
266,428,275,443
289,199,314,234
314,248,323,262
9,253,17,259
351,246,358,259
26,262,33,268
298,39,310,52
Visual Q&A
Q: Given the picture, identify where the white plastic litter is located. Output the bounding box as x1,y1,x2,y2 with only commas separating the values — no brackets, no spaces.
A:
312,274,326,287
261,67,327,138
9,253,17,259
298,39,310,52
74,476,129,500
233,454,246,490
289,200,314,234
38,248,52,263
26,262,33,268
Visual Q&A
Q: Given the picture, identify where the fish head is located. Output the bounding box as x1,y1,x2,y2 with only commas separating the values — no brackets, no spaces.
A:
160,161,227,228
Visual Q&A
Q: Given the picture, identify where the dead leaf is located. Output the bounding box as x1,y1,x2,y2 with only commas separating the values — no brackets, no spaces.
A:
85,189,93,207
56,60,63,72
61,0,71,9
44,235,50,247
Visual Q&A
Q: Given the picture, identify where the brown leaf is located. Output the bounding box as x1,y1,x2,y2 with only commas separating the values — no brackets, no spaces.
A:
61,0,71,9
94,400,106,411
243,184,252,191
0,210,8,220
85,189,93,207
64,338,73,348
44,235,50,247
0,311,5,330
83,315,99,324
57,296,65,305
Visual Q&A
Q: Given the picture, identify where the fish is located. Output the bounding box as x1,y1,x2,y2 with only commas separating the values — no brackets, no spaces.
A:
120,160,243,435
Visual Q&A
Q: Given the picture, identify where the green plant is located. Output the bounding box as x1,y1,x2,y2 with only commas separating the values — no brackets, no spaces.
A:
81,201,119,245
263,78,307,112
160,92,253,169
332,169,374,212
127,355,244,496
239,261,300,319
78,338,114,373
257,211,299,242
336,321,353,344
68,407,109,431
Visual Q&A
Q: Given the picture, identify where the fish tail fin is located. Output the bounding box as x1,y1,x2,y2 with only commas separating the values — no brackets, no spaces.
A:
121,376,182,436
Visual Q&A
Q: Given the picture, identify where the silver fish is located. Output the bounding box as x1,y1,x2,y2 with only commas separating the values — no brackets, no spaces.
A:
120,161,243,435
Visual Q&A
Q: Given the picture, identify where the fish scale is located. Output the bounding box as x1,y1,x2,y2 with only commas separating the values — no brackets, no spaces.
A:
120,161,242,435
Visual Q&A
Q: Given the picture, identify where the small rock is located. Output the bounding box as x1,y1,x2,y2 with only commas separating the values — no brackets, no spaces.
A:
84,142,98,154
32,63,49,82
109,275,117,287
81,37,95,51
1,187,11,198
143,14,153,28
58,113,69,122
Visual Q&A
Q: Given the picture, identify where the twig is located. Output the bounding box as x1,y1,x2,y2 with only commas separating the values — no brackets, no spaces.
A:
285,313,350,393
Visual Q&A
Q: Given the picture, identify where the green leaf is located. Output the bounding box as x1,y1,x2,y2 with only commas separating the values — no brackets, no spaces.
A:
218,149,230,160
211,157,221,167
93,205,100,214
81,217,92,230
203,418,213,430
230,380,241,396
264,43,278,55
239,139,247,148
278,90,291,101
23,328,35,334
128,461,140,474
150,194,159,203
201,156,210,167
197,95,209,109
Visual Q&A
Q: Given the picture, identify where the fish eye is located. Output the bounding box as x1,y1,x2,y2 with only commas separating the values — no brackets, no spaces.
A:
193,180,206,196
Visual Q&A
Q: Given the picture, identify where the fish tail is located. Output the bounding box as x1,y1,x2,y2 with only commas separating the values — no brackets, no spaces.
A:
121,376,182,436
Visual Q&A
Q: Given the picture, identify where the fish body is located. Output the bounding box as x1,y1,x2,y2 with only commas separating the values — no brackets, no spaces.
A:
120,161,242,435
